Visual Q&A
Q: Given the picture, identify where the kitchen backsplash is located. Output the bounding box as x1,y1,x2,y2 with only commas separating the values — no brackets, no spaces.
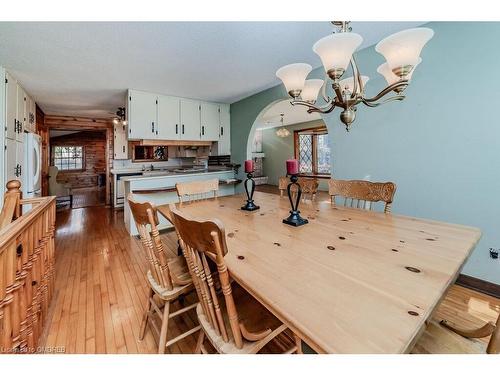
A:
113,158,187,170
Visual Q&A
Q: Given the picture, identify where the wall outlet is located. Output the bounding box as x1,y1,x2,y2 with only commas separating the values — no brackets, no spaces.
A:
489,248,499,259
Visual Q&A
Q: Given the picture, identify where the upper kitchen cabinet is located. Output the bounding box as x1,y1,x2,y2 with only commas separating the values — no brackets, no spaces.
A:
200,102,220,141
218,103,231,155
5,72,17,140
157,95,180,139
127,89,157,140
179,99,201,140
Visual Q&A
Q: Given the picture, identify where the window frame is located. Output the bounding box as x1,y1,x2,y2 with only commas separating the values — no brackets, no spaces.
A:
293,126,331,179
51,145,85,172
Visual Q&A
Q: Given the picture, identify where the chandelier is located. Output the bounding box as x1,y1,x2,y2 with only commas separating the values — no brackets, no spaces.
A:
276,21,434,131
275,113,291,137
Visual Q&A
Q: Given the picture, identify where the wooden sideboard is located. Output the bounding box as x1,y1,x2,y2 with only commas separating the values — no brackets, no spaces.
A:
0,180,56,353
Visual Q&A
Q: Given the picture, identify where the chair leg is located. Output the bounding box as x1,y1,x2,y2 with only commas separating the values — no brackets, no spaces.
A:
139,288,153,340
195,330,205,354
158,301,170,354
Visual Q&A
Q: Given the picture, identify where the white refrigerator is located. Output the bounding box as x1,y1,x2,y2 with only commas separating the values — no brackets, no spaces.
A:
23,133,42,198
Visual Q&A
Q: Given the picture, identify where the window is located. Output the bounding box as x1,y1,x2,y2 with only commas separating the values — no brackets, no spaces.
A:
52,146,84,171
294,127,331,176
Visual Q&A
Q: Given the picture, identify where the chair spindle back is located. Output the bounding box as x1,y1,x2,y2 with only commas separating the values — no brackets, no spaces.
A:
128,195,174,291
328,179,396,213
176,179,219,206
170,206,245,349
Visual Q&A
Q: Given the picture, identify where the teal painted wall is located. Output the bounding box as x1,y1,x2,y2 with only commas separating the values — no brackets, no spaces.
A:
261,119,329,191
230,22,500,285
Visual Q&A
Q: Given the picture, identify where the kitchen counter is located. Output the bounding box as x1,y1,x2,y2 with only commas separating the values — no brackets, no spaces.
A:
123,169,237,236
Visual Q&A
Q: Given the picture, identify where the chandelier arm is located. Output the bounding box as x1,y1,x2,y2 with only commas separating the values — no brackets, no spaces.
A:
320,73,331,103
352,54,364,94
333,83,344,107
362,80,409,103
349,56,358,99
291,100,336,114
361,95,405,108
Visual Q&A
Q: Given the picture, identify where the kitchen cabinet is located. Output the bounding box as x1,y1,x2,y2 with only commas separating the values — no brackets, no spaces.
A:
114,122,128,159
200,102,220,141
25,95,36,133
16,84,26,141
218,103,231,155
5,72,17,140
180,99,201,140
125,89,231,155
128,90,157,139
5,138,23,182
157,95,180,139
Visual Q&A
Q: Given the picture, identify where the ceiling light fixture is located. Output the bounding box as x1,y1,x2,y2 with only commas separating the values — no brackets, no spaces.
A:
276,21,434,131
275,113,291,137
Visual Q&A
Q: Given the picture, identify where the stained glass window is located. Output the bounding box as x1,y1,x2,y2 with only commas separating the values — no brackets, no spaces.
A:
53,146,84,171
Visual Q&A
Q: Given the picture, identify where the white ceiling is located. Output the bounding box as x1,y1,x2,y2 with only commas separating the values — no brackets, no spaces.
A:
0,22,423,118
257,99,321,129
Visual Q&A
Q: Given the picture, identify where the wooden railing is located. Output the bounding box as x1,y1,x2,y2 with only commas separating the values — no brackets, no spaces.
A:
0,180,56,353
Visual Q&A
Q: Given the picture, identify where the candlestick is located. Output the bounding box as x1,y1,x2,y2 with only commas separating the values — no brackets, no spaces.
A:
286,159,299,175
244,159,254,173
282,174,308,227
241,171,259,211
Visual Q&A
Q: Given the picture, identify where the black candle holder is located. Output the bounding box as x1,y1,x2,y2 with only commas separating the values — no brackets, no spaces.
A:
282,174,308,227
241,172,260,211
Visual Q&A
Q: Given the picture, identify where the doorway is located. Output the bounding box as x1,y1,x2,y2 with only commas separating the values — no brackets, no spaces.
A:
49,129,107,209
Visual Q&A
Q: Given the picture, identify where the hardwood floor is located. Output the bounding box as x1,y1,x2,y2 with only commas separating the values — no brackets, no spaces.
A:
38,187,500,354
71,187,106,209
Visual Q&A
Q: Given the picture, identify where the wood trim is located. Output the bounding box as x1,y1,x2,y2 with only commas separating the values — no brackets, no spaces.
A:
456,274,500,299
41,115,113,205
297,173,331,179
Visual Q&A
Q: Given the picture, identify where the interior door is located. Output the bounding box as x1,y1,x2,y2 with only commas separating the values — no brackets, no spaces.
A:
128,90,157,139
5,73,17,140
200,102,220,141
157,95,180,140
180,99,201,140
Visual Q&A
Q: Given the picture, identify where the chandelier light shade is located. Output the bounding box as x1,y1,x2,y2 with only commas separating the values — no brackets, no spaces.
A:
313,32,363,79
338,75,370,95
375,28,434,76
276,127,291,137
275,21,434,131
275,63,312,98
300,79,324,103
377,58,421,86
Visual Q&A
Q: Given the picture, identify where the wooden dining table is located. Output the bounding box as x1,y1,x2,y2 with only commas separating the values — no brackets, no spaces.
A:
157,191,481,354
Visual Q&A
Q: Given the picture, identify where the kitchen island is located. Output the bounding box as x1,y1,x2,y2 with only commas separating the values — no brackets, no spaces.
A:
123,168,237,235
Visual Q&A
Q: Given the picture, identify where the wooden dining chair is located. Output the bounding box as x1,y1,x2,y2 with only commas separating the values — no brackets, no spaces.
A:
279,176,319,202
169,205,302,354
411,314,500,354
128,195,201,354
176,179,219,207
298,177,319,202
328,179,396,213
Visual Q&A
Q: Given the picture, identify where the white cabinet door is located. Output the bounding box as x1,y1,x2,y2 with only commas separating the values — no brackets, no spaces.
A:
157,95,180,140
5,73,17,140
128,90,157,140
5,138,22,182
200,102,220,141
16,140,24,183
180,99,201,140
16,85,26,142
218,104,231,155
114,123,128,159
